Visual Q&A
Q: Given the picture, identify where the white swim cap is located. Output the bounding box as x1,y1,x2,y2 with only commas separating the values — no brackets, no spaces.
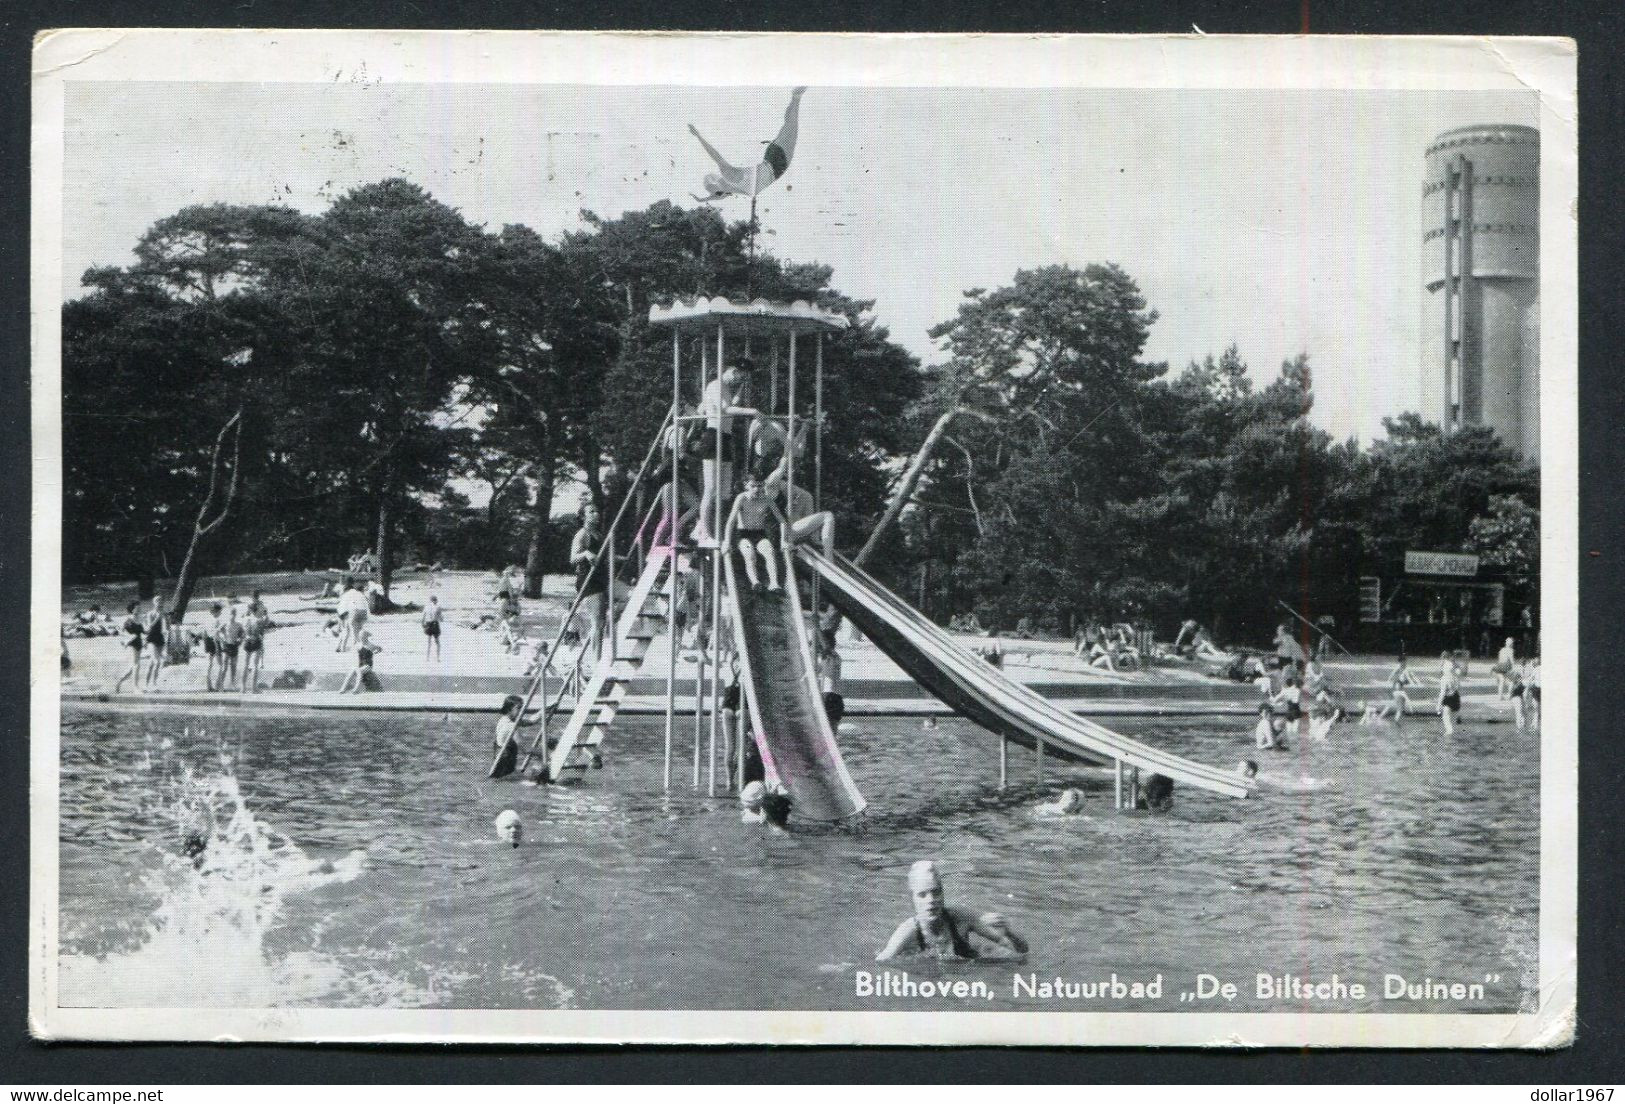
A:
494,810,522,844
740,781,767,809
908,860,941,891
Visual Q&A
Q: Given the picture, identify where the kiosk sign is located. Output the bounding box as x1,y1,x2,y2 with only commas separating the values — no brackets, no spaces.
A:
1405,550,1479,577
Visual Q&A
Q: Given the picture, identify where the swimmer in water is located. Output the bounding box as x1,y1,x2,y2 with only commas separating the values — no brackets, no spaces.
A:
1377,656,1416,723
739,780,768,824
875,860,1029,963
1253,702,1286,750
1138,773,1175,812
1436,651,1463,736
1035,788,1087,816
494,809,522,848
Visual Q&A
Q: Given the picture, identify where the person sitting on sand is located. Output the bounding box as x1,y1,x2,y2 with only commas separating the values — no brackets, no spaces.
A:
1173,618,1200,656
1035,788,1087,816
1088,638,1117,672
498,612,527,655
980,629,1004,669
876,860,1030,963
726,471,781,594
339,630,381,694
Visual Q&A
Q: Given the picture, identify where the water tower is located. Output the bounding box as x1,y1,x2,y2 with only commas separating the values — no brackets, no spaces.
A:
1420,124,1539,459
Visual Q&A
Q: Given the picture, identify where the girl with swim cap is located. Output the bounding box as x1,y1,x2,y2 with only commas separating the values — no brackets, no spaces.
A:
494,809,522,848
876,861,1029,963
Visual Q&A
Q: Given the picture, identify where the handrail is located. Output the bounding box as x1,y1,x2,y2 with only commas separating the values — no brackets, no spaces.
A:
510,407,674,771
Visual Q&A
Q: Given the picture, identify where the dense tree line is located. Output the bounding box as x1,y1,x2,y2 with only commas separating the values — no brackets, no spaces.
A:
900,269,1538,642
64,180,1537,643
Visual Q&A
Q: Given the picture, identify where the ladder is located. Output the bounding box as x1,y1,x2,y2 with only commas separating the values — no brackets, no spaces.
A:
546,547,677,779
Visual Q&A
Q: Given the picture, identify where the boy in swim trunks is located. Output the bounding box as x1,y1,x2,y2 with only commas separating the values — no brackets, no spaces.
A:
242,608,266,692
422,594,443,662
693,358,758,546
217,604,246,691
1436,652,1463,736
726,471,781,593
876,860,1029,962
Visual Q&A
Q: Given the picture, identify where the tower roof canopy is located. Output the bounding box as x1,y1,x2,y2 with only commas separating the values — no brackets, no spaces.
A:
648,296,848,336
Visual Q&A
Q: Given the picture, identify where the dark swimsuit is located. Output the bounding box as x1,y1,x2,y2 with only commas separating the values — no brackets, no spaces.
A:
910,913,978,960
358,647,374,669
123,618,143,650
1442,691,1461,712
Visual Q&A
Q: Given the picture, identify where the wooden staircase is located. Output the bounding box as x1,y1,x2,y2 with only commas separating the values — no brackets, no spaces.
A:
546,548,677,779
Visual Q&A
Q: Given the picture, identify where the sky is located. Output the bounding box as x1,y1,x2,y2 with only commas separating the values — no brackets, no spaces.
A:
61,81,1537,444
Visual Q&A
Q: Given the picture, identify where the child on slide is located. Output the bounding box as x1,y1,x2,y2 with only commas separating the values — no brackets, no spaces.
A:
726,472,781,593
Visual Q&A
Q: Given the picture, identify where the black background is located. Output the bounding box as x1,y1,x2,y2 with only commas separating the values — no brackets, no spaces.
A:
3,0,1621,1084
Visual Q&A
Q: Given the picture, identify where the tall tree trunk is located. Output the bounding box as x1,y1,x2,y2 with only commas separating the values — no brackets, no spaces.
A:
522,461,556,600
169,411,244,620
857,406,969,569
581,430,605,518
376,481,393,600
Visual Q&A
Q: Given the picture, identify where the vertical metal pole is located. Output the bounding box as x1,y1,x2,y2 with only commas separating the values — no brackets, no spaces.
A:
607,530,616,664
770,341,778,421
1132,767,1141,809
998,733,1008,789
1035,734,1044,783
735,694,746,792
1114,759,1123,809
812,331,823,679
693,589,705,789
705,322,724,789
664,328,678,791
787,330,797,523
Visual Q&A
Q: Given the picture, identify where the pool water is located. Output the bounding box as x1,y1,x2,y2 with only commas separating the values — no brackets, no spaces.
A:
57,706,1539,1013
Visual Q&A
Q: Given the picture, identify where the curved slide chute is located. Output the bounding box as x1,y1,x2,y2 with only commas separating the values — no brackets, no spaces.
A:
796,548,1254,800
723,547,867,822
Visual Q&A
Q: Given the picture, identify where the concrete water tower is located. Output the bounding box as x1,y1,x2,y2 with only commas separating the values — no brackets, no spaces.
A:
1420,124,1539,459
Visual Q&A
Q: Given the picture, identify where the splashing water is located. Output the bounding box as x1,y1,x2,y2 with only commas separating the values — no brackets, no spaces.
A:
59,729,394,1008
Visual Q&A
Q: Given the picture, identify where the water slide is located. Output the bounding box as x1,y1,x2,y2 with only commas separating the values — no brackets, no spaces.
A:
723,547,868,822
796,548,1254,800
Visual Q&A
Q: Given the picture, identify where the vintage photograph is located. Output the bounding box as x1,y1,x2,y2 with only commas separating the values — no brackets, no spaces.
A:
30,32,1576,1046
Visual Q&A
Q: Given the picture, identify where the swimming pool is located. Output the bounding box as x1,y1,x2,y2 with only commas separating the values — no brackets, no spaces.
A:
57,706,1539,1013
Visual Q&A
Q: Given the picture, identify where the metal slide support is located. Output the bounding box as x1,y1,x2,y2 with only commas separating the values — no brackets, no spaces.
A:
664,328,678,791
812,331,823,683
1114,759,1124,809
999,734,1008,789
1035,734,1045,783
787,330,797,539
706,321,725,789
